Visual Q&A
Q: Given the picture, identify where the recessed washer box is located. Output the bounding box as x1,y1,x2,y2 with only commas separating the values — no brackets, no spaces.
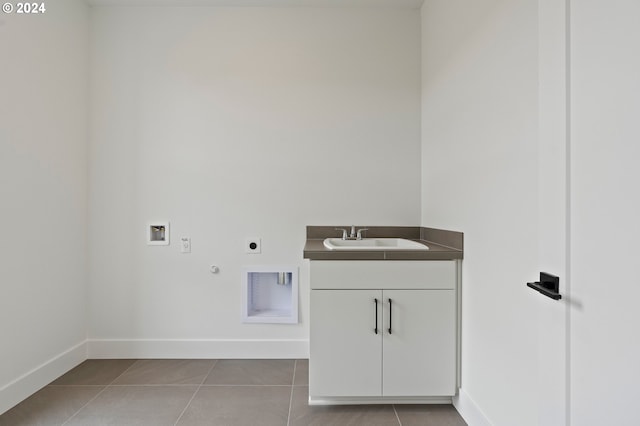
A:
242,266,298,324
147,222,169,245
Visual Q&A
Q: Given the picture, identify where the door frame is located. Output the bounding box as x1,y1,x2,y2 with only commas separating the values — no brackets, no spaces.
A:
536,0,570,424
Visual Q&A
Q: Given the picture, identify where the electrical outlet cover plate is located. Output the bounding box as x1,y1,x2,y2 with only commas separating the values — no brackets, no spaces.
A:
180,237,191,253
245,238,261,254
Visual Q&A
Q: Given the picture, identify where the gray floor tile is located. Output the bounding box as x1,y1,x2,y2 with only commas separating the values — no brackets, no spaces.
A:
64,385,197,426
176,385,291,426
112,359,216,385
394,404,467,426
2,359,467,426
289,387,400,426
203,359,295,386
293,359,308,386
51,359,137,385
0,385,104,426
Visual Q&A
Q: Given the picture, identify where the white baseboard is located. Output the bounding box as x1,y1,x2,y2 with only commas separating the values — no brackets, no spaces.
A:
87,339,309,359
0,341,87,415
453,387,493,426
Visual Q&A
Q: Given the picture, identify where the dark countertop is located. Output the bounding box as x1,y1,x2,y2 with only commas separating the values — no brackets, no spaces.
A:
303,226,463,261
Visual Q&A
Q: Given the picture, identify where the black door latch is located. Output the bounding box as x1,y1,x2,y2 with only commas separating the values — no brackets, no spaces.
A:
527,272,561,300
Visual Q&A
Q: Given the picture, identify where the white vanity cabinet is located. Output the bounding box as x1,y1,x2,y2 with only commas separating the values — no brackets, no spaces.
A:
309,260,457,404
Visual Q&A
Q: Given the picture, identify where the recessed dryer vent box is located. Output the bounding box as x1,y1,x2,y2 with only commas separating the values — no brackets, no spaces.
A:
147,222,169,245
242,266,298,324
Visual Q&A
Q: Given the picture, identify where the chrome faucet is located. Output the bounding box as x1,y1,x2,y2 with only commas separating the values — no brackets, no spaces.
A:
335,226,369,240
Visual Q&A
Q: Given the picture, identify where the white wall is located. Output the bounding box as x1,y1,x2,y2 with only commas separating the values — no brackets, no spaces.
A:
88,6,421,355
420,1,539,425
0,0,89,414
570,2,640,424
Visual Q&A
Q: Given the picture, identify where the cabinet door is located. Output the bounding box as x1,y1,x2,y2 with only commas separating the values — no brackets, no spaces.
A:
310,289,382,397
382,289,456,396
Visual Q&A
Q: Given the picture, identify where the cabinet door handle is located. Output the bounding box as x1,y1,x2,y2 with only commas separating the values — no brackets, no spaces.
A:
374,298,379,335
388,298,392,335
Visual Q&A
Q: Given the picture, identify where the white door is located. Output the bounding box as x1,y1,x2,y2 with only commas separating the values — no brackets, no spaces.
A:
537,3,640,425
537,1,569,424
569,2,640,424
309,289,382,397
382,289,456,397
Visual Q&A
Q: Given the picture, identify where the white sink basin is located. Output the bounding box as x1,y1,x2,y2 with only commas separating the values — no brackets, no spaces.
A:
323,238,429,251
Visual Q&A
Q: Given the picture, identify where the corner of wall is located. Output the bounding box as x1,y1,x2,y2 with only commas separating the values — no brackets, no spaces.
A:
453,388,493,426
0,341,87,415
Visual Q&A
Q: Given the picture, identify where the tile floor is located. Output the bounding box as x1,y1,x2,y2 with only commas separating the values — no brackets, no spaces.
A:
0,359,467,426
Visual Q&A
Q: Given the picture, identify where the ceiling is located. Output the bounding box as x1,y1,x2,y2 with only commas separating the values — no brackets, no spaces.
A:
86,0,424,8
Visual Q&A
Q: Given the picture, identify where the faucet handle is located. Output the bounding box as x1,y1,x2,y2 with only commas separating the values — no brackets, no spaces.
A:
356,228,369,240
335,228,348,240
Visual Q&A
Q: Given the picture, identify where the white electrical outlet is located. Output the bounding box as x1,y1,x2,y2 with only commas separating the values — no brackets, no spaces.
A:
245,238,261,254
180,237,191,253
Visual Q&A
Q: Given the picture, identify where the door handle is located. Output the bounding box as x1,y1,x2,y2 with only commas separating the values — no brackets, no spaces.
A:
374,298,379,334
527,272,561,300
387,298,392,334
